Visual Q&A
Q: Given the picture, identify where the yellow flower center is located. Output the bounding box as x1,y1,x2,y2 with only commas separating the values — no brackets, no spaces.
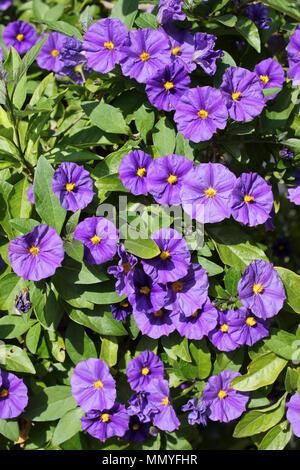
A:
172,46,181,56
104,41,114,50
172,281,183,292
66,182,76,192
164,81,174,90
161,396,169,406
253,283,264,294
16,33,24,42
140,285,150,295
140,51,150,61
90,234,101,245
218,389,227,399
132,424,140,430
191,310,199,318
232,91,241,101
142,367,150,376
220,323,228,333
0,388,9,398
167,174,177,185
51,49,59,57
244,194,254,203
93,380,103,389
160,251,170,260
29,246,39,256
101,413,110,423
136,167,146,177
197,109,208,119
120,300,129,308
123,262,131,273
246,316,257,326
260,74,269,84
154,309,163,317
205,186,217,198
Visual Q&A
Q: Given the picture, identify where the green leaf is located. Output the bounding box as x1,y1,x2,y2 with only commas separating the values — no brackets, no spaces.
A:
81,101,130,135
59,257,110,285
162,333,191,362
124,237,160,259
215,14,237,27
13,35,48,86
95,173,128,192
52,407,85,446
213,348,245,375
262,87,281,98
36,19,83,41
9,218,40,234
231,352,287,391
33,156,66,234
0,273,29,313
263,0,300,21
135,104,155,143
0,315,31,339
111,0,138,30
189,339,211,379
69,306,128,336
263,328,298,360
65,322,98,365
0,419,19,442
233,394,287,438
224,266,241,296
9,178,32,221
100,337,119,367
0,344,35,374
135,12,158,30
23,386,77,422
258,421,292,450
153,116,176,157
25,322,41,354
235,17,261,53
197,256,224,277
275,267,300,313
81,282,126,305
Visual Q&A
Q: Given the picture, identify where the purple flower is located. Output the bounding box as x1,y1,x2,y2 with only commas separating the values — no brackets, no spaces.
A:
141,228,191,284
133,306,176,339
83,18,127,74
230,172,274,227
36,32,67,72
127,392,159,423
286,392,300,437
118,150,152,196
146,62,190,112
8,224,64,281
52,162,94,212
107,243,138,296
287,185,300,205
119,28,171,84
157,0,186,24
128,269,167,315
229,307,270,347
0,370,28,419
166,263,209,317
126,351,164,392
202,370,249,423
145,379,180,432
173,297,218,340
182,398,208,426
287,28,300,87
254,58,285,102
280,148,294,159
245,2,270,30
237,259,286,320
111,299,131,321
146,154,193,205
208,309,240,352
193,33,224,76
3,21,37,55
181,163,236,224
59,36,91,84
0,0,12,10
70,358,116,413
220,66,265,121
27,183,35,204
160,24,196,73
73,217,118,265
265,205,276,231
125,416,151,442
174,86,228,143
81,403,129,442
14,288,31,314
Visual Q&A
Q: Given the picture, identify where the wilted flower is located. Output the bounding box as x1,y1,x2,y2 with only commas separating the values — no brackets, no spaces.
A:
59,35,91,84
27,183,35,204
280,148,294,159
107,243,138,296
111,299,132,321
70,358,116,412
127,392,159,423
182,398,208,425
174,86,228,142
8,224,64,281
193,33,224,76
237,259,286,320
157,0,186,24
15,288,31,314
0,0,12,11
245,2,270,30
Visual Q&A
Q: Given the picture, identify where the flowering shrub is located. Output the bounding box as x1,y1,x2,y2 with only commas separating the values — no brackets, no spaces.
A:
0,0,299,451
